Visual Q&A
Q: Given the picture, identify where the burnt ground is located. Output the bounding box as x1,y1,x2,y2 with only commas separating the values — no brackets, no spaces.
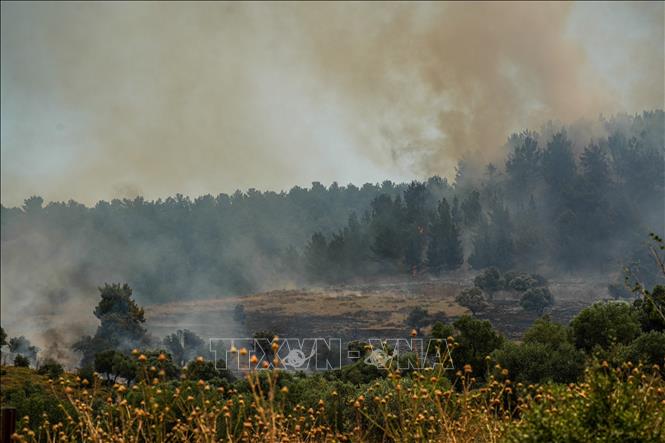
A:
144,276,612,343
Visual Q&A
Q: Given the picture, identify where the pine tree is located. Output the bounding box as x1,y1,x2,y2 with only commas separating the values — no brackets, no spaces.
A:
403,182,429,272
445,220,464,270
72,283,148,367
451,195,461,226
542,131,576,191
469,201,514,270
427,199,464,273
461,190,482,227
304,232,330,282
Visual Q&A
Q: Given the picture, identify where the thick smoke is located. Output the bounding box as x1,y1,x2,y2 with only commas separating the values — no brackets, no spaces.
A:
1,2,663,205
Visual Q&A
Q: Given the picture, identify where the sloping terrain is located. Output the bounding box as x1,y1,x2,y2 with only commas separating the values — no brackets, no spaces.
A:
145,276,613,342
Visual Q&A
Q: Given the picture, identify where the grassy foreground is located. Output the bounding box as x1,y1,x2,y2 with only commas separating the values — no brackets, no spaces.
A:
2,347,664,443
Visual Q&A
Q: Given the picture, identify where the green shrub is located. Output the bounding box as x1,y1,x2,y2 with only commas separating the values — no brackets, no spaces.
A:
634,285,665,333
14,354,30,367
505,361,665,442
452,315,504,378
504,272,539,292
185,358,233,384
455,287,488,315
520,287,554,315
570,302,641,353
37,358,64,379
493,341,584,384
0,371,71,433
622,331,665,367
474,267,503,294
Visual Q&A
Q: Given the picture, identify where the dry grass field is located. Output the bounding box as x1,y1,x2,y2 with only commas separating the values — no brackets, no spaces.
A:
144,275,613,343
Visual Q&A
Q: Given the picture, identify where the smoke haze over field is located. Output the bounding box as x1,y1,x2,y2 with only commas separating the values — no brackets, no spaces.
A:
1,1,663,205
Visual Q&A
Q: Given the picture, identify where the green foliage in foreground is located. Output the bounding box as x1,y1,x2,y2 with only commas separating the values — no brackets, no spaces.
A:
2,358,663,442
504,362,665,443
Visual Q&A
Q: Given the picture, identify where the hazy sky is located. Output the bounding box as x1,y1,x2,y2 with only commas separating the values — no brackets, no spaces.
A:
1,1,663,206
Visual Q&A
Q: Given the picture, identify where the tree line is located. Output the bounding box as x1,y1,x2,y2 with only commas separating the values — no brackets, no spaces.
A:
1,111,663,302
302,111,664,284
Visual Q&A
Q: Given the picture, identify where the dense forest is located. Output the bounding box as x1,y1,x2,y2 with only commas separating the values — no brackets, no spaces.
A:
1,111,663,303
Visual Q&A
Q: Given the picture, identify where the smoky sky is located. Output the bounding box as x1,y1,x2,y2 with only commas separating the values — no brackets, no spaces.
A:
1,1,663,206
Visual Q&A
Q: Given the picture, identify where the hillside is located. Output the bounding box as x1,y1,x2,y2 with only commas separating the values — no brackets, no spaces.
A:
144,275,612,343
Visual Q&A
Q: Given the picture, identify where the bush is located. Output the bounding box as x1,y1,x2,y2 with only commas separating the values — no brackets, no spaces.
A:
77,365,96,386
622,331,665,366
570,302,641,353
452,315,504,378
8,336,39,362
522,316,571,347
406,306,429,331
494,317,584,384
94,350,137,383
14,354,30,367
633,284,665,333
133,350,181,382
347,340,370,362
37,358,64,379
0,375,71,433
505,361,665,442
473,267,503,294
520,287,554,315
335,358,385,385
185,358,233,384
505,272,539,292
455,287,488,315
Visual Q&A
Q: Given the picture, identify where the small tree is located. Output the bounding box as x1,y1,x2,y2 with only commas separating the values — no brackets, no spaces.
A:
506,273,539,292
473,267,503,296
429,322,455,358
163,329,206,366
73,283,148,367
406,307,429,333
14,354,30,367
494,317,584,384
253,330,279,360
455,287,488,315
186,358,232,384
570,302,641,352
520,287,554,315
94,350,137,383
8,336,39,363
622,331,665,366
427,199,464,273
347,340,370,362
135,351,180,382
0,326,6,347
304,232,330,282
37,358,65,379
633,285,665,333
452,315,504,378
